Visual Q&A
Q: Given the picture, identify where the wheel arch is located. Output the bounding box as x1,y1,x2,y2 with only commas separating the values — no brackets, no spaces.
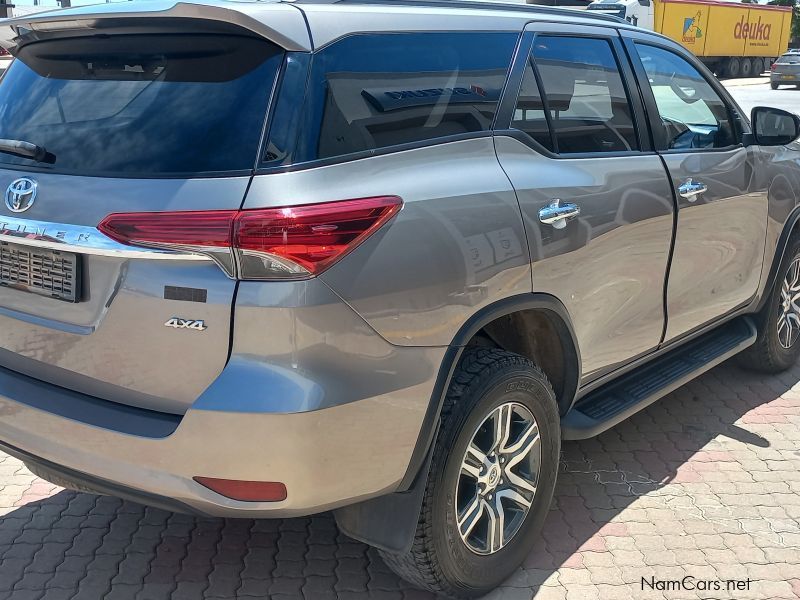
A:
757,204,800,314
333,293,580,555
399,293,580,491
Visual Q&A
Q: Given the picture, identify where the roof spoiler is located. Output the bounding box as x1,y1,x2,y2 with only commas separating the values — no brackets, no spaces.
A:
0,0,312,54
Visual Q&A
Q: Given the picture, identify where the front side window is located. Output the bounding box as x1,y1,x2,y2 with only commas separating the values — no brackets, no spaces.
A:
513,36,639,154
296,32,519,162
635,43,738,150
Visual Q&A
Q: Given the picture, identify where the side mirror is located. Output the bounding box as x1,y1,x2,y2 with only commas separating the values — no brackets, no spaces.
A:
638,0,651,6
751,106,800,146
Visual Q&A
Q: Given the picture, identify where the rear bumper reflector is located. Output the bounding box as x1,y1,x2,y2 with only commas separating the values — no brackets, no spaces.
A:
193,476,288,502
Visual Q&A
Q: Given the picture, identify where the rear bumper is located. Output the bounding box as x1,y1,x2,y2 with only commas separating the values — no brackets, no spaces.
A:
771,73,799,83
0,278,446,518
0,440,202,516
0,351,443,517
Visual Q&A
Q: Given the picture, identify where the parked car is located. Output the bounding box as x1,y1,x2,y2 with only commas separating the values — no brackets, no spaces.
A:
772,51,800,89
0,1,798,597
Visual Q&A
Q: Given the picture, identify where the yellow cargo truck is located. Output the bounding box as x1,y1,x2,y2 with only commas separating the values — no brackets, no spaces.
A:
585,0,792,77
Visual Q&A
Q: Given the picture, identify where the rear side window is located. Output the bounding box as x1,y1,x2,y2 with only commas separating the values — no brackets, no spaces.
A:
0,33,283,176
296,32,519,162
512,36,639,154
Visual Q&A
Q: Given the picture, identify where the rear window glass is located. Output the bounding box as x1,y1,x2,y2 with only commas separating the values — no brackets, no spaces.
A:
778,54,800,64
294,32,518,162
0,34,283,176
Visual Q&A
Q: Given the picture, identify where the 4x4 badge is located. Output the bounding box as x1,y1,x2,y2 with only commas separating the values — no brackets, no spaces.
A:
164,317,207,331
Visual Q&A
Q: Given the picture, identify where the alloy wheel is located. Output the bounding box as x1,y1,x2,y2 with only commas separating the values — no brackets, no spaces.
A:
455,402,541,555
778,256,800,349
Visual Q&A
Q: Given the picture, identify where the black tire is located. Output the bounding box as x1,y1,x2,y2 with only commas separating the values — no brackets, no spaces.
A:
752,58,764,76
738,235,800,373
380,348,560,598
772,82,780,90
724,57,741,79
740,57,753,78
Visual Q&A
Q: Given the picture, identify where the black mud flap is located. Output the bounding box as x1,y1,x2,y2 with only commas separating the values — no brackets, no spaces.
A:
333,441,434,554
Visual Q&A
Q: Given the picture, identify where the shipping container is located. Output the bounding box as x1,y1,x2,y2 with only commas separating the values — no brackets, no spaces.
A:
585,0,792,77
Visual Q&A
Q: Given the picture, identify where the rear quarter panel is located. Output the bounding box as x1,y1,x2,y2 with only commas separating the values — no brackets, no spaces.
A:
244,138,531,347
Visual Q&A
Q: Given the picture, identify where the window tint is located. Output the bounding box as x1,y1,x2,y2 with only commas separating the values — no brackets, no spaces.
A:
513,36,639,154
0,34,283,175
297,32,518,162
511,62,554,151
635,44,737,150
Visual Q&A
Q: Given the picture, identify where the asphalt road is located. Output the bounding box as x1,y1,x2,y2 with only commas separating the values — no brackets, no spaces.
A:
724,76,800,115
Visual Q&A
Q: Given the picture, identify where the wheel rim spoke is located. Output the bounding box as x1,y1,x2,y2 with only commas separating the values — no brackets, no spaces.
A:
788,313,800,347
503,422,540,464
457,494,485,539
493,404,513,454
461,443,486,480
790,260,800,289
779,315,790,348
485,497,505,553
505,469,537,495
496,487,532,510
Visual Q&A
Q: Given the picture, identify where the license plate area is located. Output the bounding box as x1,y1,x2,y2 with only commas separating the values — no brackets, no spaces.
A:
0,242,80,302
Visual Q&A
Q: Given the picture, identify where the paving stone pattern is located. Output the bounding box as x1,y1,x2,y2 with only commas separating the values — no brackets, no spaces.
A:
0,359,799,599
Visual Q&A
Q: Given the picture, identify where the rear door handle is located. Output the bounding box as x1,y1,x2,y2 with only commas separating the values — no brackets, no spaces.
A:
538,199,581,230
678,179,708,201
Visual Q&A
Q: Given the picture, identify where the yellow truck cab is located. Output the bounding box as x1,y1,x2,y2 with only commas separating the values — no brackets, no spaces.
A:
585,0,792,77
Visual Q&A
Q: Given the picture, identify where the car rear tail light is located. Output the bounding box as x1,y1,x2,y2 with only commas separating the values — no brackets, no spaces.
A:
97,210,237,248
98,196,402,280
771,62,777,71
194,477,287,502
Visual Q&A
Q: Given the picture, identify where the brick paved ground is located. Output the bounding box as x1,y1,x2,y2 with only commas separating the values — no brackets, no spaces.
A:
0,358,798,600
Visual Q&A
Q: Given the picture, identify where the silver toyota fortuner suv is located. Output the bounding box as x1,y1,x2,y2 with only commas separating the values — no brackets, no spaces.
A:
0,0,799,596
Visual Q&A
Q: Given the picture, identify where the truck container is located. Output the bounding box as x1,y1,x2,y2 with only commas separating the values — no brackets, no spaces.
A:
584,0,792,77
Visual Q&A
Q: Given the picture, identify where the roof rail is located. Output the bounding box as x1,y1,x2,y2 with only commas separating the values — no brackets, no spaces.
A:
296,0,628,24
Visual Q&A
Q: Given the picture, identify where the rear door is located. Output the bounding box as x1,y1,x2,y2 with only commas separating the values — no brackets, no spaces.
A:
494,24,675,383
0,26,285,413
624,34,768,342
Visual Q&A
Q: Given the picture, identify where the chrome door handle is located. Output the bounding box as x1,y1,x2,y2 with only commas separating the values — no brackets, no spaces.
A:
538,199,580,230
678,179,708,201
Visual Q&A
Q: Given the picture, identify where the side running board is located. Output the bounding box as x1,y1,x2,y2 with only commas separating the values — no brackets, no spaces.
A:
562,317,757,440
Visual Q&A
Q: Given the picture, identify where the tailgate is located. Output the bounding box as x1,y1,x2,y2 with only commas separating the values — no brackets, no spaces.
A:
0,21,288,414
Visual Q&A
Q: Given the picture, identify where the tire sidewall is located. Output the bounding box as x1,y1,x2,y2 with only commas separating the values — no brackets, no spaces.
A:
430,364,560,595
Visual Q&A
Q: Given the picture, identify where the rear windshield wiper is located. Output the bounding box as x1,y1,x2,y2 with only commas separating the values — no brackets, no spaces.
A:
0,139,55,164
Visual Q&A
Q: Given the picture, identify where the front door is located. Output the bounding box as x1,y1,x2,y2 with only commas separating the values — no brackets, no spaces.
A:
494,26,675,382
626,36,769,342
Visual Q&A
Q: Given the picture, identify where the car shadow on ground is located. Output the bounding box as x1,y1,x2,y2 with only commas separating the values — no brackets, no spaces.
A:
0,357,795,600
